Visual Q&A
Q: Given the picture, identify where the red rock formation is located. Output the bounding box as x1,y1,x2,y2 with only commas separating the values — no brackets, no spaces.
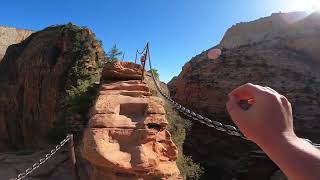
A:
81,62,181,179
102,61,143,80
0,24,104,150
169,12,320,180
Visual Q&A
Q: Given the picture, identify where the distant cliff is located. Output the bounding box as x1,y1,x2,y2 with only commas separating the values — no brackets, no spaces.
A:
220,12,320,65
0,26,32,60
169,11,320,180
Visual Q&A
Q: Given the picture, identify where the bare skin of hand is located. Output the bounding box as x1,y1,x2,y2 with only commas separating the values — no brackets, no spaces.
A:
226,83,320,180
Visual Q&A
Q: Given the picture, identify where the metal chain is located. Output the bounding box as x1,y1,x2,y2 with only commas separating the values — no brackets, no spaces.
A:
135,46,148,63
153,77,247,139
144,43,320,148
144,43,247,140
10,135,71,180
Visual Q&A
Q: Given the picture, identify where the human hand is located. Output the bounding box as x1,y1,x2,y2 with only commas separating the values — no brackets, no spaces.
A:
226,83,297,146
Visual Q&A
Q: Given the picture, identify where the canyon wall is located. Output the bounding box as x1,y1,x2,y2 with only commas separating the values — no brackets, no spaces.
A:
0,24,105,150
169,12,320,180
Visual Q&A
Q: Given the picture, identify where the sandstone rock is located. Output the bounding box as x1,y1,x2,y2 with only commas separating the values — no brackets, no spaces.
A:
220,12,320,65
208,48,222,60
169,12,320,180
0,25,105,150
102,61,143,80
220,12,308,49
0,26,32,60
82,79,181,179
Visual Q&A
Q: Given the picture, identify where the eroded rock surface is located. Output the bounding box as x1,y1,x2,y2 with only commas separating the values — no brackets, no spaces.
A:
102,61,143,80
81,64,181,179
0,26,32,60
0,24,105,150
169,12,320,180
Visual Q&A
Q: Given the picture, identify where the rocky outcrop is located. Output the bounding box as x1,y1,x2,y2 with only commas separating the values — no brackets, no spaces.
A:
102,61,143,80
0,26,32,60
169,12,320,180
81,61,181,179
0,24,105,150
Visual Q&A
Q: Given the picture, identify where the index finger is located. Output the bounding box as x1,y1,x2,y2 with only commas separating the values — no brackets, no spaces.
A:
229,83,262,100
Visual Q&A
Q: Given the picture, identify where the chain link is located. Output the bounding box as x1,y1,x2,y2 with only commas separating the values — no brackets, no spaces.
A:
165,94,247,140
10,135,71,180
145,43,320,148
145,43,247,140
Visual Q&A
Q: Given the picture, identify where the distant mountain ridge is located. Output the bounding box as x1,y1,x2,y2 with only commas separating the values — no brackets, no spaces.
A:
0,26,33,60
221,12,317,47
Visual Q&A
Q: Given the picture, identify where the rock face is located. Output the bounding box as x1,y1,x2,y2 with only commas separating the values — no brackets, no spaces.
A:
0,24,105,150
169,12,320,180
220,12,320,64
0,26,32,60
220,12,308,49
102,61,143,80
81,62,181,180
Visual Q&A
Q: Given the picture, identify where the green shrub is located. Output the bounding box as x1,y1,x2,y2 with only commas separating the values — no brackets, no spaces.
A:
148,69,159,79
165,103,203,179
47,23,105,143
177,155,203,180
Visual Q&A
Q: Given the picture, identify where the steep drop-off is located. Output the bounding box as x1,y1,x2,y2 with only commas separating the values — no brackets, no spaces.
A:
169,12,320,180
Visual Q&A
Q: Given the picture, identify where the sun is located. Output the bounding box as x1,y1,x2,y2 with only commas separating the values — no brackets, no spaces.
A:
312,3,320,12
288,0,320,12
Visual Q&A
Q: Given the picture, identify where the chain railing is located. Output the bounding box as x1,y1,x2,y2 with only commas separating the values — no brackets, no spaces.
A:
141,42,320,149
143,43,247,140
10,134,72,180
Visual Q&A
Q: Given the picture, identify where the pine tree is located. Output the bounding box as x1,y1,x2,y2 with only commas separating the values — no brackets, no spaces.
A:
107,45,123,61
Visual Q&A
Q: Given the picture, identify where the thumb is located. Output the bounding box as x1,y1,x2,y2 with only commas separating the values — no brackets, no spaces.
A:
226,95,247,125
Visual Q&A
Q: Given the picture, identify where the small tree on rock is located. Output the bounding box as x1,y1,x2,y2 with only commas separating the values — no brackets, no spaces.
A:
107,45,123,61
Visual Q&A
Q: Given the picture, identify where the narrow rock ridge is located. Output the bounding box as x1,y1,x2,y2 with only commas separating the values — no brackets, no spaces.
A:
81,61,181,180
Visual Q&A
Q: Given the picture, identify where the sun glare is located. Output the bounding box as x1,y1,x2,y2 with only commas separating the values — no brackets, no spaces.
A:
288,0,320,12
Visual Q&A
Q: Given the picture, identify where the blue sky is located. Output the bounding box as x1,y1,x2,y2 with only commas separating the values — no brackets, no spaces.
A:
1,0,315,82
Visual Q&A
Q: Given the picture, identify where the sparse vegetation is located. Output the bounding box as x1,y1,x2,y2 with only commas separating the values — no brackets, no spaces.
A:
165,103,203,179
106,44,123,61
148,68,159,79
46,23,105,143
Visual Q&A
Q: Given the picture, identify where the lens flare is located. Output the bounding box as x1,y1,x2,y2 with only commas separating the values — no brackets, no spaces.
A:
287,0,320,12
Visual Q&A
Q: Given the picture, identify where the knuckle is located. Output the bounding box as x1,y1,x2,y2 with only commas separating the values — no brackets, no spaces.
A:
280,95,291,105
263,91,278,100
245,83,255,87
